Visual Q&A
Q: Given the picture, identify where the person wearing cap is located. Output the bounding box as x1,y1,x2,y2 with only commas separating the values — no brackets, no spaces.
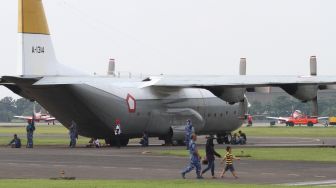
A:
201,136,221,178
114,119,122,148
8,134,21,148
69,120,78,148
184,119,193,150
181,134,203,179
26,119,35,148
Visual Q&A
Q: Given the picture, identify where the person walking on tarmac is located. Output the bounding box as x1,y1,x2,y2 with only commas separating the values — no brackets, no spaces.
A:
69,121,78,148
220,146,240,179
26,119,35,148
202,136,221,178
184,119,193,150
181,134,203,179
114,119,122,148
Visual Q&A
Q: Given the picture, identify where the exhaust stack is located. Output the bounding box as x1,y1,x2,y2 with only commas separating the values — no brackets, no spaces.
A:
107,58,116,76
310,56,317,76
239,58,246,75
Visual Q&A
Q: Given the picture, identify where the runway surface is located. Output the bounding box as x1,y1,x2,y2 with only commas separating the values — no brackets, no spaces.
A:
0,146,335,186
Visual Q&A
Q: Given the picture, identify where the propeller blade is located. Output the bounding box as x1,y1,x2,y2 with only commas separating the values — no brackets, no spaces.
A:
312,97,318,116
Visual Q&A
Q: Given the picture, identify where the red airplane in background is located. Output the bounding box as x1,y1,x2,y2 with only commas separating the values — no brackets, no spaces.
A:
267,110,328,127
14,105,56,125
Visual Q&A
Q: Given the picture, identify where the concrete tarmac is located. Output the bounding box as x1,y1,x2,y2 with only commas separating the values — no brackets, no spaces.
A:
0,146,335,186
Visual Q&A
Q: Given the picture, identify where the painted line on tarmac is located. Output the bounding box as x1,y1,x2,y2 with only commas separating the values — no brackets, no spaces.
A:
261,172,275,175
102,166,117,169
315,175,327,178
128,167,143,170
53,164,66,167
284,180,336,186
288,174,300,177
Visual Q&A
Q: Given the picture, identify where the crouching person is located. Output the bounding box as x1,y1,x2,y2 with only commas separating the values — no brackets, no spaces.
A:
8,134,21,148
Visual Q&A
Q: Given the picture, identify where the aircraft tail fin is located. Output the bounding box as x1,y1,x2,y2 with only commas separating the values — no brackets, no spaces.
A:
18,0,82,76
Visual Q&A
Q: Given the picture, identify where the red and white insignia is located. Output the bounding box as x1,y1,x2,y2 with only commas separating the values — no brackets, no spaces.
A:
126,94,136,113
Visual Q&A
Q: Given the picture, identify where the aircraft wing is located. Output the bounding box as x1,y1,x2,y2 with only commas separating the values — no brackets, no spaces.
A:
149,75,336,88
266,117,289,122
14,116,33,120
317,117,329,121
44,117,56,121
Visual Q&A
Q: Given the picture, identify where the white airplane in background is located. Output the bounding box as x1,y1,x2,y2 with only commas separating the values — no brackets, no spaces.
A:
1,0,336,146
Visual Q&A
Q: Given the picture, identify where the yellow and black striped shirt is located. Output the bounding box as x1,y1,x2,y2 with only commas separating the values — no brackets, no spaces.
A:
225,152,233,165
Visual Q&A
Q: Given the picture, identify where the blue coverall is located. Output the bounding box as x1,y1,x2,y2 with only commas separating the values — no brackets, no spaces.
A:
181,140,202,178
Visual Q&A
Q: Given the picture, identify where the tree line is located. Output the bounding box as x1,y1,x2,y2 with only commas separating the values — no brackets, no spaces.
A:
249,95,336,120
0,97,43,122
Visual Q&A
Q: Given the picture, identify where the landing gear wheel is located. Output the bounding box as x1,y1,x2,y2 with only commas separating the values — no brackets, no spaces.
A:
120,138,129,146
216,133,232,145
307,122,314,127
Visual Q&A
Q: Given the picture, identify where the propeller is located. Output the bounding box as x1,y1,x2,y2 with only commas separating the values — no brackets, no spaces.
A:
312,97,318,117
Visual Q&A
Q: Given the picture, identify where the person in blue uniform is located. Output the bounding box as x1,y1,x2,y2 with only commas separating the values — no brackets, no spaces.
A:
8,134,21,148
184,119,193,150
69,121,78,148
26,119,35,148
181,134,203,179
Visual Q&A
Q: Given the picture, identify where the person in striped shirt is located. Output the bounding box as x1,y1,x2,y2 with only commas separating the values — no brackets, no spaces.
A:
220,146,240,178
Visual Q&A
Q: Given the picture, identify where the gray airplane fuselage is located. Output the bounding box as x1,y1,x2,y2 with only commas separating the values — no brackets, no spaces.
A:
11,77,245,141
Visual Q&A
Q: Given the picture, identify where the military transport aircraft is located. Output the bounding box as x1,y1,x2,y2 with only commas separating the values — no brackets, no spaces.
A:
1,0,336,146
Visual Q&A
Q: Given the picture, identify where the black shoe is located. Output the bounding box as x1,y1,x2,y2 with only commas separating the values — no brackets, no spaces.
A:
181,172,186,179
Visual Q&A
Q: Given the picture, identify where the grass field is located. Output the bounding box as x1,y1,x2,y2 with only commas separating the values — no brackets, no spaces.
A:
157,148,336,162
240,126,336,137
0,180,326,188
0,125,90,146
0,124,335,146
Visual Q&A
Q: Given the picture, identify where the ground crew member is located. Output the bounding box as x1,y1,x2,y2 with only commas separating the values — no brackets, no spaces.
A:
247,115,253,127
184,119,193,150
114,119,122,148
181,134,203,179
26,119,35,148
8,134,21,148
140,131,149,147
220,146,240,179
69,121,78,148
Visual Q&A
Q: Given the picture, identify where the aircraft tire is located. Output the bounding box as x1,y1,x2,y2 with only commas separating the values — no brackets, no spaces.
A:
307,122,314,127
288,122,294,127
120,138,129,146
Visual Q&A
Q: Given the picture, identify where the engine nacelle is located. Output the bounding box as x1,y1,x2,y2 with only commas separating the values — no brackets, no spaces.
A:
168,126,186,145
207,86,245,104
281,84,318,102
216,88,245,104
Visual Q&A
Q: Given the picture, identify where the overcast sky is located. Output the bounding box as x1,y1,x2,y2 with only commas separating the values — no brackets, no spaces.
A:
0,0,335,98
